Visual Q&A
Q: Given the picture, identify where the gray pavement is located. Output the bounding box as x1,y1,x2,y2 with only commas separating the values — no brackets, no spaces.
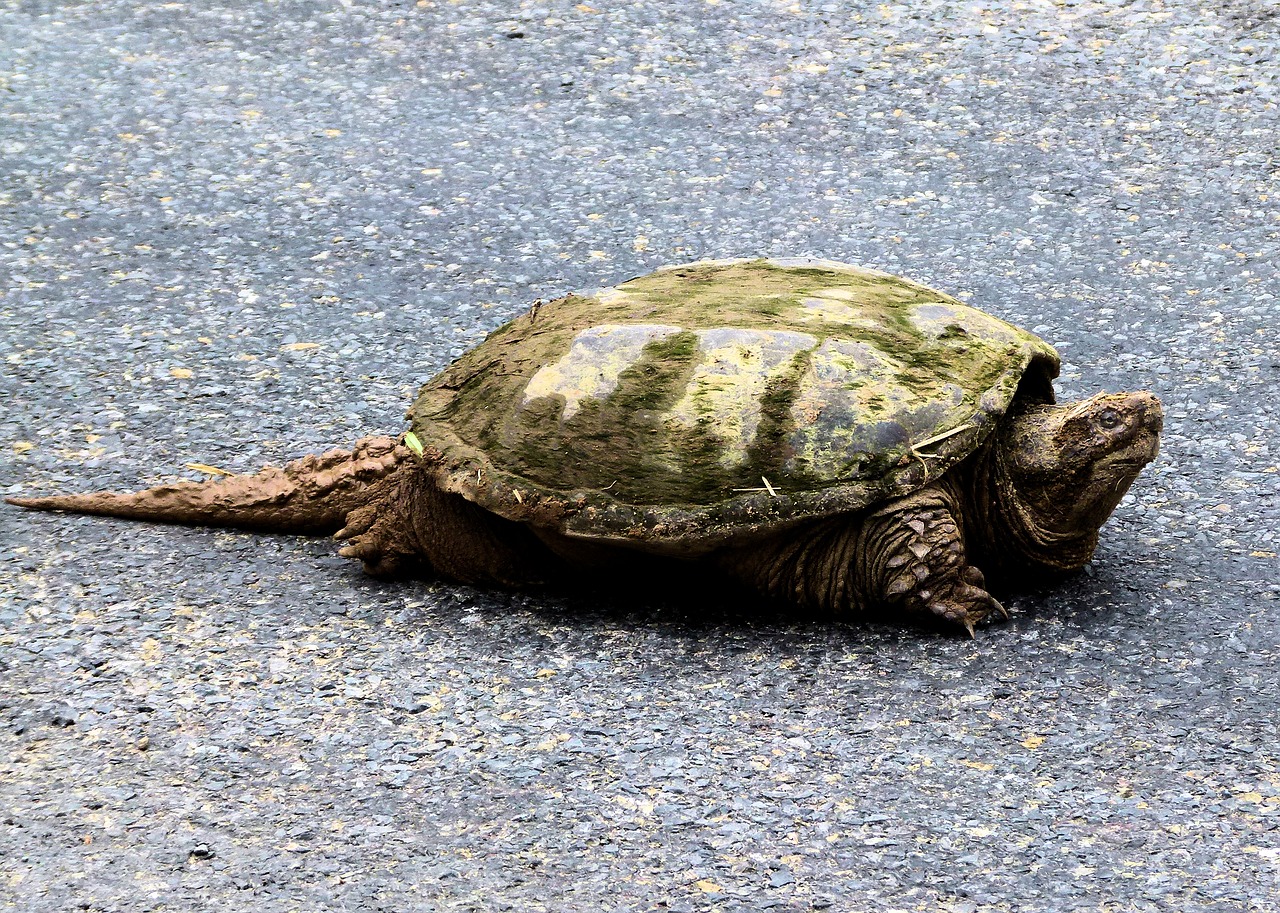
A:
1,2,1277,911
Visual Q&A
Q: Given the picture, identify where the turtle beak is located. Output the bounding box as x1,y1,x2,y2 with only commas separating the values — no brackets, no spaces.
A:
1117,390,1163,464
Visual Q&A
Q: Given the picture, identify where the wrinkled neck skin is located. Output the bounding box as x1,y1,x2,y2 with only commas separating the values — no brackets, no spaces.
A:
966,443,1101,580
966,391,1163,582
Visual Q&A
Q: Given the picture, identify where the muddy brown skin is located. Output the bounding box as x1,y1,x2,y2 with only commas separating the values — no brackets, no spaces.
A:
7,390,1161,635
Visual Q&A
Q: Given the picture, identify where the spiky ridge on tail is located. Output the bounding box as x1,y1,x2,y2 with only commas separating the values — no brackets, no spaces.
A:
6,436,411,535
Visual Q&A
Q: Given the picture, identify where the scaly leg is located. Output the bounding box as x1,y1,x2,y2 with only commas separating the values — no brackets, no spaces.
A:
335,466,557,588
858,489,1007,635
716,485,1006,634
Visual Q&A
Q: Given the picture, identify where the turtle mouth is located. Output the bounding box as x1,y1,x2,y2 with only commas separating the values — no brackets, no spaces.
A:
1095,437,1159,493
1112,427,1161,465
1092,439,1158,486
1104,448,1157,470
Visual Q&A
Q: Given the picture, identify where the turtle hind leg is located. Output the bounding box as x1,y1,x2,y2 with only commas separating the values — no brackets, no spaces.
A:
861,489,1007,636
335,469,557,588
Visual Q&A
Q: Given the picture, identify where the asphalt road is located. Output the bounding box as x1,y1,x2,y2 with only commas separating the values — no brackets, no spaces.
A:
2,2,1277,911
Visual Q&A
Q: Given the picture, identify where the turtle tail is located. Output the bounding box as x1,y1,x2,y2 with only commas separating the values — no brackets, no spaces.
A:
6,435,412,536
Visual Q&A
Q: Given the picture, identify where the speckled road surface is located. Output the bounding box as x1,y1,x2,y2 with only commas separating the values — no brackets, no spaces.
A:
2,3,1277,911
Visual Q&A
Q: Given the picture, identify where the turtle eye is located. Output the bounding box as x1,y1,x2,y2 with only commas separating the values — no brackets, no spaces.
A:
1097,408,1122,430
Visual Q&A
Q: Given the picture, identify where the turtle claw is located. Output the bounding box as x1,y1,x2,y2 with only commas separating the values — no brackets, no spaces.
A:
918,577,1008,635
957,566,1009,625
962,587,1009,630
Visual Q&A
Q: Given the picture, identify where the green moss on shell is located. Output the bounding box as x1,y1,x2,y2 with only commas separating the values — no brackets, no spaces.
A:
409,259,1059,543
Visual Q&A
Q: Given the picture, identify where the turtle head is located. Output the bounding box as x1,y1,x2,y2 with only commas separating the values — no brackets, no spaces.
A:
1001,391,1163,545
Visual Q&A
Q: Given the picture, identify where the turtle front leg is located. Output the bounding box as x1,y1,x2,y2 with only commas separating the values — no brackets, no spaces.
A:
715,485,1005,633
859,490,1007,635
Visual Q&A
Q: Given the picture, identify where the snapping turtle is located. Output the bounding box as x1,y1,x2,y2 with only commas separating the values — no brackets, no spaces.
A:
9,258,1162,633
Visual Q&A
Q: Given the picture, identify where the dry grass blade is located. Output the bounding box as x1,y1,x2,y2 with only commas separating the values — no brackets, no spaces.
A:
733,477,781,497
185,462,236,477
1063,399,1095,422
912,423,974,451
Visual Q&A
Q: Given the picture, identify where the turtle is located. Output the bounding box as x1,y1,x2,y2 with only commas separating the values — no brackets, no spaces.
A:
8,258,1163,634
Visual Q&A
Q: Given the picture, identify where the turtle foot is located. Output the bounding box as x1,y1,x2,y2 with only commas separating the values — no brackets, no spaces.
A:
917,570,1008,636
336,502,419,577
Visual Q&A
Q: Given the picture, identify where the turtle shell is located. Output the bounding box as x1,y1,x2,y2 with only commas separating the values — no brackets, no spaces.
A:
410,258,1059,552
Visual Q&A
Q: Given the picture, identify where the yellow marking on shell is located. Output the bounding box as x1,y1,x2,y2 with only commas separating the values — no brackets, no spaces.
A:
593,287,635,306
664,328,816,468
796,294,885,328
909,300,1024,344
764,257,896,277
786,338,969,478
792,285,911,331
521,323,681,420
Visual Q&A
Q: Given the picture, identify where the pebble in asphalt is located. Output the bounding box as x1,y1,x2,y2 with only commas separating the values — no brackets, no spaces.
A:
1,2,1277,911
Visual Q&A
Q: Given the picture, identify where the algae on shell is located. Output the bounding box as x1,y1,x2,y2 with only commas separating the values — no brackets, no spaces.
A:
409,258,1059,547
